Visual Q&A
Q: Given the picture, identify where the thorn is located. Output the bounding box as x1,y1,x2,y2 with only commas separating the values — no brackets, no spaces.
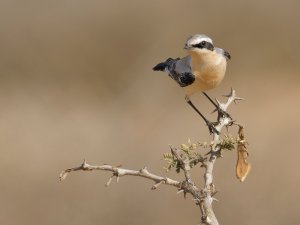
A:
169,144,176,150
192,198,199,202
82,159,87,168
151,180,164,190
211,190,218,197
105,175,113,187
229,119,236,125
211,108,217,114
59,171,68,181
82,160,91,171
234,97,244,101
192,198,200,204
116,176,120,183
177,189,184,194
234,97,244,104
188,138,191,146
169,145,174,153
140,166,148,174
204,150,212,156
226,124,229,133
212,197,219,202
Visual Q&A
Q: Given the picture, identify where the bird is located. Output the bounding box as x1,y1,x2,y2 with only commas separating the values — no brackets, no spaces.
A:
153,34,231,134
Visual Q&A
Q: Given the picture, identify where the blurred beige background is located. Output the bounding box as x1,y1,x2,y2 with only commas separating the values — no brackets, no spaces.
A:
0,0,300,225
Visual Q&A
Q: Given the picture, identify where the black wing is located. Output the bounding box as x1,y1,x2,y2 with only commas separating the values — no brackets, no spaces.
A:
153,57,195,87
177,72,195,87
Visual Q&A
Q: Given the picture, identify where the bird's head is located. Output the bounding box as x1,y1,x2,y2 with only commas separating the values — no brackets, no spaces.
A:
184,34,214,53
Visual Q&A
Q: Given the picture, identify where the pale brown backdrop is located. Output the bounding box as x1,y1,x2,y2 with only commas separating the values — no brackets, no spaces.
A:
1,0,300,225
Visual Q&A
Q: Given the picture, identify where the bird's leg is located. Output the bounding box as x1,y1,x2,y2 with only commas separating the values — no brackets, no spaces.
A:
202,92,232,119
185,96,219,135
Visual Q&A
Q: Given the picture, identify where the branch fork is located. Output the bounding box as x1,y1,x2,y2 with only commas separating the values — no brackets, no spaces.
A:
60,89,246,225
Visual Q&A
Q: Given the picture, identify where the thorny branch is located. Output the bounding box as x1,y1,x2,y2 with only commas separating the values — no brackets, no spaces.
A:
60,89,247,225
59,160,180,190
199,89,243,225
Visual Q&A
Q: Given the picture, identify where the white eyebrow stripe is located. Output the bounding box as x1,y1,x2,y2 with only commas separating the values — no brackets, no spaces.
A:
191,37,213,45
186,37,213,49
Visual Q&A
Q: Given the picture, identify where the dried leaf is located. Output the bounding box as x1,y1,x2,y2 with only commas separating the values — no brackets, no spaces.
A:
236,126,251,182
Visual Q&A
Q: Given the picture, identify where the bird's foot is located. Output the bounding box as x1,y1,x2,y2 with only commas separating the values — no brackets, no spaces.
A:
217,107,232,120
202,92,232,120
206,121,220,135
212,99,233,120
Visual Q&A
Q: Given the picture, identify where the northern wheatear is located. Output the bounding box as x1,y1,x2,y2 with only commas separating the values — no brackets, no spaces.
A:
153,34,231,134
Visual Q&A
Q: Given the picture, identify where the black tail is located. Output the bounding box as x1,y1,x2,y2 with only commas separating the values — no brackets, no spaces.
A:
153,62,167,71
152,57,179,71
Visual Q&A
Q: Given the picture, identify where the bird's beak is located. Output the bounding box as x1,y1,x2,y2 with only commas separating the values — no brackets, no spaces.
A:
183,44,189,50
207,43,214,51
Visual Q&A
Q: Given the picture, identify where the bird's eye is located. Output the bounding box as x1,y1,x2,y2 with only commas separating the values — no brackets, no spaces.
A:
191,41,208,49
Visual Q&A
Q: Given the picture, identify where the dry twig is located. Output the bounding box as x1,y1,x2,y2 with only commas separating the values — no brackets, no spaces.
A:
60,89,247,225
60,160,180,189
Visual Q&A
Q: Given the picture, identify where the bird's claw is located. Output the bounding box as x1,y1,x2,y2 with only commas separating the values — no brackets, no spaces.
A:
206,121,220,135
217,108,232,120
211,100,232,120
